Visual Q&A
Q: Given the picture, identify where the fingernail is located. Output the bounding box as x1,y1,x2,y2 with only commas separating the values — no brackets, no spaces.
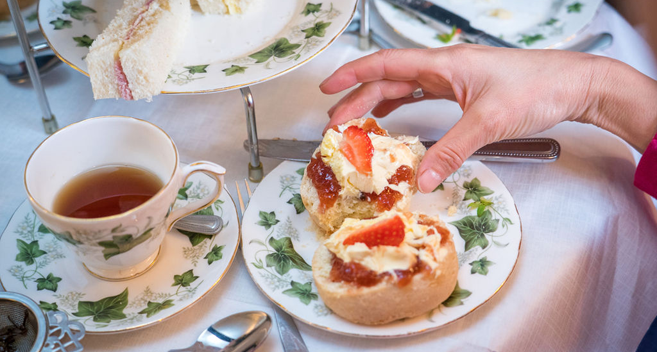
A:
418,168,442,194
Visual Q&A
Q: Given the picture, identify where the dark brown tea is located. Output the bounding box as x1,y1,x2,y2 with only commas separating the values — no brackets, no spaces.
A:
53,165,163,219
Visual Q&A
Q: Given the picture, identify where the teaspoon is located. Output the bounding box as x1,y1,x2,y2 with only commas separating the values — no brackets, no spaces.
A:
173,214,224,235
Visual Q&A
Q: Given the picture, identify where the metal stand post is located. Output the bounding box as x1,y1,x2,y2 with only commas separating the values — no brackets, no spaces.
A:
240,86,263,182
358,0,370,50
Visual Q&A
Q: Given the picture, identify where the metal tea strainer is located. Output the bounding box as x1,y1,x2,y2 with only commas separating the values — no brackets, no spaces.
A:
0,292,85,352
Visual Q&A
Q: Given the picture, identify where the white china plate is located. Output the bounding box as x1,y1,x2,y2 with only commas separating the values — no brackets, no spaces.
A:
0,172,240,333
374,0,603,49
241,160,521,337
0,2,39,39
37,0,357,94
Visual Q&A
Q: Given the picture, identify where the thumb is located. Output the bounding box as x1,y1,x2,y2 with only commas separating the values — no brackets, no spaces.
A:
417,112,494,193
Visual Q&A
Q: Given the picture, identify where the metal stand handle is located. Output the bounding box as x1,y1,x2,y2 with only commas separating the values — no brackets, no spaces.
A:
7,0,58,134
240,86,263,182
358,0,370,50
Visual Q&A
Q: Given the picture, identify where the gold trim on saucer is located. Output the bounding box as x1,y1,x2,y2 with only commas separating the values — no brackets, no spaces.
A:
82,246,162,282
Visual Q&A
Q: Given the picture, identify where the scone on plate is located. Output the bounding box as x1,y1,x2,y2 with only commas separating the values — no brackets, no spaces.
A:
301,118,426,233
312,211,458,325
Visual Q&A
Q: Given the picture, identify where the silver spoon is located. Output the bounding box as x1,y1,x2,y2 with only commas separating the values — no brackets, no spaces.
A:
168,311,272,352
173,214,224,235
563,32,613,52
0,54,62,83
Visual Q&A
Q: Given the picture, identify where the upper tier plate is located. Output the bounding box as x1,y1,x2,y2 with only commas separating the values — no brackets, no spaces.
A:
38,0,357,94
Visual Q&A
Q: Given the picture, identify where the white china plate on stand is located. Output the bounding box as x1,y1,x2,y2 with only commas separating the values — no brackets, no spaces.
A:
241,160,522,338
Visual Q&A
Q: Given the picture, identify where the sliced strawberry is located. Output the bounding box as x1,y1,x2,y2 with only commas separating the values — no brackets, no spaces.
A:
340,126,373,175
343,215,405,248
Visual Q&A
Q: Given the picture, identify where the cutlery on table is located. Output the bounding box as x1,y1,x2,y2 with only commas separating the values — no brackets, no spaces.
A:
0,54,61,83
173,214,224,235
246,138,560,163
235,180,310,352
563,32,613,52
168,311,271,352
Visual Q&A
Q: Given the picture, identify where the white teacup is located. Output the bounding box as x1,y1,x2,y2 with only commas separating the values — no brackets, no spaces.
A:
24,116,225,280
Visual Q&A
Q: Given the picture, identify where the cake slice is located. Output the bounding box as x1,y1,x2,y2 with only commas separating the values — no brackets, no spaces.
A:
85,0,191,101
195,0,252,14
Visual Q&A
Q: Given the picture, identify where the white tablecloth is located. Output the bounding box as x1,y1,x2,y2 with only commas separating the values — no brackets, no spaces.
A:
1,3,656,351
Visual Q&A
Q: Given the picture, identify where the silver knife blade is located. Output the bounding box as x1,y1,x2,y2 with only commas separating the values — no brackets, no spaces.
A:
272,305,309,352
386,0,518,48
245,138,560,163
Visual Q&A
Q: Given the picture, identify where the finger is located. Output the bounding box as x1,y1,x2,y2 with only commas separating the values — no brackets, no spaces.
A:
371,92,455,117
323,80,420,133
320,48,454,95
416,108,497,193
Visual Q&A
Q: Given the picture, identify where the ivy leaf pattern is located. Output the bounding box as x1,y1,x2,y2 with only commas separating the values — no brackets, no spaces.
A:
249,38,301,63
26,12,38,22
256,211,280,230
222,65,247,76
265,237,311,275
177,229,213,247
72,288,129,323
62,1,96,21
442,282,472,307
449,210,499,251
50,17,72,30
185,65,209,74
301,21,331,39
138,299,174,318
436,25,459,43
433,183,444,192
97,229,153,260
567,2,583,13
301,3,322,16
177,182,192,200
469,257,495,276
462,178,494,202
38,224,81,246
15,239,46,266
287,193,305,214
204,245,225,265
172,269,199,288
35,273,62,292
73,35,94,48
39,301,59,312
518,34,546,46
282,281,318,305
193,206,214,216
544,18,558,25
296,168,305,176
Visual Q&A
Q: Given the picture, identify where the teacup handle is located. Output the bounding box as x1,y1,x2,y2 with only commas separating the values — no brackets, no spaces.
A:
167,161,226,231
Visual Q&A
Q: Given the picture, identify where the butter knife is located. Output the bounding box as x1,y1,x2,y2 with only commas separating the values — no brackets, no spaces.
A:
386,0,518,48
244,138,560,163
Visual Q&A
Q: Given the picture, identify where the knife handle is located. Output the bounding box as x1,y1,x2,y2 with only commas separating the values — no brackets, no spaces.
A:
471,138,560,162
473,32,519,48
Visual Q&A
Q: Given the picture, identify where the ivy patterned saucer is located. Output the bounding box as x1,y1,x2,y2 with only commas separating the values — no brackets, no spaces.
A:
374,0,602,49
37,0,357,94
0,2,39,39
0,172,240,334
241,161,521,337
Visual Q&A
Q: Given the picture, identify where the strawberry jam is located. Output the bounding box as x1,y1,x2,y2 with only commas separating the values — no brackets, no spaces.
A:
361,187,403,212
330,254,428,288
388,165,414,185
417,216,451,245
361,118,389,136
307,152,341,212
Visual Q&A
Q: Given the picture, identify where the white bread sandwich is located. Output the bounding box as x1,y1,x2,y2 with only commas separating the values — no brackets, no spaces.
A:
313,211,459,325
300,118,426,233
194,0,252,14
85,0,191,101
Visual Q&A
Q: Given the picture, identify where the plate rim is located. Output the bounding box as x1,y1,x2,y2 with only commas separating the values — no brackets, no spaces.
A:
36,0,358,95
240,160,523,338
0,186,242,335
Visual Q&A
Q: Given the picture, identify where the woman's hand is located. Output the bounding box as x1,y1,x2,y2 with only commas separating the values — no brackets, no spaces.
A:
319,45,657,193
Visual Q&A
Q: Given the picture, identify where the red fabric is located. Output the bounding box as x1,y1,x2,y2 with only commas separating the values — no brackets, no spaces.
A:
635,134,657,198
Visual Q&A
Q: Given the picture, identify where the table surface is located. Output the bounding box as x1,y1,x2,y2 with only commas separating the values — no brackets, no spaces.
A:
1,3,657,351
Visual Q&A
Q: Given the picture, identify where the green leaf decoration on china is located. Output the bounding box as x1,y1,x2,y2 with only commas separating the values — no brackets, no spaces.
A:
450,210,499,251
222,65,247,76
26,12,38,22
193,206,214,216
173,269,199,288
265,237,312,275
204,245,225,265
50,17,72,30
177,229,213,247
34,273,62,292
544,18,558,25
98,229,153,260
72,288,129,323
518,34,546,46
436,25,459,43
462,178,494,202
256,211,280,230
468,197,494,217
282,281,318,305
301,21,332,39
287,193,306,214
138,299,174,318
567,2,583,13
249,38,302,63
301,3,322,16
38,224,81,246
62,1,96,21
39,301,59,312
15,239,46,266
177,182,192,200
442,282,471,307
73,35,94,48
185,65,209,74
296,167,305,176
469,256,495,276
433,183,444,192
